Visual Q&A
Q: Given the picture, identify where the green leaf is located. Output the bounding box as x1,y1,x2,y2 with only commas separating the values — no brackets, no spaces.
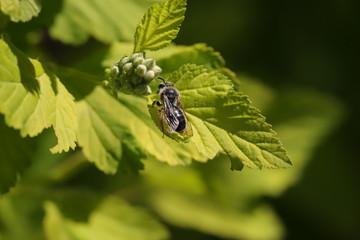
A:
0,116,34,193
165,64,292,170
44,197,169,240
49,0,159,45
0,0,41,22
232,81,345,197
143,161,286,239
152,43,226,73
148,191,284,240
76,86,204,174
0,38,77,153
133,0,187,52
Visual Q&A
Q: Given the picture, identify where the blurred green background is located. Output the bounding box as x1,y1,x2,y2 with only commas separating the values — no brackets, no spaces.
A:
175,0,360,239
1,0,360,239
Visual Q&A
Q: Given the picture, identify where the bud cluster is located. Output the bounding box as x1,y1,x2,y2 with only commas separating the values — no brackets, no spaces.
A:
109,52,162,95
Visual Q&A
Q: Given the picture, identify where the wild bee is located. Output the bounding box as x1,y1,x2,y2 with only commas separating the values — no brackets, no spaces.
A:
152,82,193,138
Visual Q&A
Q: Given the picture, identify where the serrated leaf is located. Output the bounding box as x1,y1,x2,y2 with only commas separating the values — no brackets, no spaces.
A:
0,117,34,193
44,197,169,240
49,0,160,45
76,86,203,174
0,38,77,153
133,0,187,52
0,0,41,22
165,64,292,170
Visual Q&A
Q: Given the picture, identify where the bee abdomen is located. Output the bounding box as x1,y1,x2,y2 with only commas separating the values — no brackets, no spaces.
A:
174,107,186,132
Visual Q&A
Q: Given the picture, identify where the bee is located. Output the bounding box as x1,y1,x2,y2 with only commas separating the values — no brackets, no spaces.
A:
152,82,193,138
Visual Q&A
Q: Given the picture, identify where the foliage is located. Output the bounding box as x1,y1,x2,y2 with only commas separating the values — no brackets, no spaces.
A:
0,0,41,22
133,0,186,52
0,0,345,239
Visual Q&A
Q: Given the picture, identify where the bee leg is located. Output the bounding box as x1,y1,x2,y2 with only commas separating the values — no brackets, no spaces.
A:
178,101,184,109
152,100,162,107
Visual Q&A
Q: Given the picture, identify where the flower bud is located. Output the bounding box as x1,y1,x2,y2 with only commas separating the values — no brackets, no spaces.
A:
144,70,155,81
134,64,147,77
133,57,144,66
134,85,152,95
152,65,162,75
143,58,156,69
130,52,144,61
122,63,133,74
118,56,130,68
110,65,120,79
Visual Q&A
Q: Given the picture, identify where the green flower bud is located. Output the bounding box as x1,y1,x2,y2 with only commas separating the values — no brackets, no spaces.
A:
102,80,110,87
143,58,156,69
107,52,162,96
122,62,133,74
110,65,120,79
152,65,162,75
130,52,144,61
133,57,144,66
134,84,152,95
134,64,147,77
144,70,155,81
118,56,130,68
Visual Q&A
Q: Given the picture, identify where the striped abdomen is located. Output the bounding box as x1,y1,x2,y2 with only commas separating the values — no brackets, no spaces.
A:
173,107,186,132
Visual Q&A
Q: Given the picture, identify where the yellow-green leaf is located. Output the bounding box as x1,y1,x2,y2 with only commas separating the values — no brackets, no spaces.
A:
49,0,159,45
75,86,203,174
164,64,292,170
0,0,41,22
0,38,77,153
133,0,187,52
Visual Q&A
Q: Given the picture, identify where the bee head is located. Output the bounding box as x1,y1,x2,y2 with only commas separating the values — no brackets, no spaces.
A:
158,82,180,104
158,82,174,89
163,88,179,99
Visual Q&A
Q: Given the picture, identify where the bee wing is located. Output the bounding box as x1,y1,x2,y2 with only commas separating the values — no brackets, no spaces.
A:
163,96,180,132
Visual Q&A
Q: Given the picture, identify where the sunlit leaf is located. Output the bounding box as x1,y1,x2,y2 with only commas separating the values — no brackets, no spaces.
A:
161,64,292,170
44,197,169,240
76,99,122,175
0,38,77,153
0,0,41,22
49,0,160,45
76,86,203,174
133,0,187,52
